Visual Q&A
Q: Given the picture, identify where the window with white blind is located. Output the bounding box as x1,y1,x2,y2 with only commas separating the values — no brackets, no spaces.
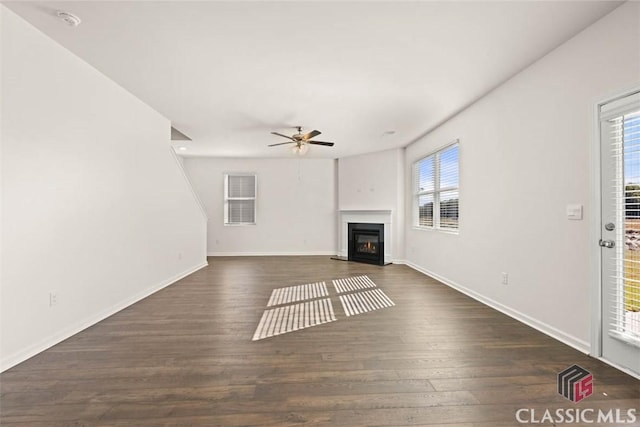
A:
224,174,256,225
413,142,459,230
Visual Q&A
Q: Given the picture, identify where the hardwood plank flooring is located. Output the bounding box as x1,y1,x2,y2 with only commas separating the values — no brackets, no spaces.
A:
1,256,638,426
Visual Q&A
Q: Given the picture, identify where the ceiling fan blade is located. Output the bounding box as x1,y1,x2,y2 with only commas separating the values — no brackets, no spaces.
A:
302,130,321,141
308,141,335,146
271,131,296,141
268,141,296,147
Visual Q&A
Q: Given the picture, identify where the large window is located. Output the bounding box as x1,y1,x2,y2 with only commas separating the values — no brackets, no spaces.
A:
414,142,459,230
224,174,256,225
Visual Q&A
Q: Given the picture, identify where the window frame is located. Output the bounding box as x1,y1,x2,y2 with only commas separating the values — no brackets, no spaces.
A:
413,140,460,232
224,173,257,226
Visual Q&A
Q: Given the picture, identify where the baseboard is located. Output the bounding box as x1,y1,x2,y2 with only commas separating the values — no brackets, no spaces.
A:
208,251,337,257
404,261,590,354
0,260,208,373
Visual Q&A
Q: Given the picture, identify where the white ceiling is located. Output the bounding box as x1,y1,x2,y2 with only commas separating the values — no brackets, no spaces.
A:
3,1,622,159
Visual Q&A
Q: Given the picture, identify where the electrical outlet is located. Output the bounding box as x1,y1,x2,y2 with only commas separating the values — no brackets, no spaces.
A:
49,292,58,307
501,272,509,285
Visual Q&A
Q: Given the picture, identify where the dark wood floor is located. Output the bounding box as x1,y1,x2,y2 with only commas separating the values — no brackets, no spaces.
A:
1,257,638,426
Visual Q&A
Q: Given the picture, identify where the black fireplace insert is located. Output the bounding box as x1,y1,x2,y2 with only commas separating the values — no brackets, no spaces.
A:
348,222,385,266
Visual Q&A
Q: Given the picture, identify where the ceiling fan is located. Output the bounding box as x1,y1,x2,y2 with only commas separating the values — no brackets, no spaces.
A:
268,126,335,154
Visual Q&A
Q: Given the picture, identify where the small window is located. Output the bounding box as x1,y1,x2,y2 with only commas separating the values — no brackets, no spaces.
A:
224,174,256,225
414,142,459,230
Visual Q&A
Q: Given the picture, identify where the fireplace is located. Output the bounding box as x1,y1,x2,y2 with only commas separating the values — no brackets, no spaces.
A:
348,222,385,266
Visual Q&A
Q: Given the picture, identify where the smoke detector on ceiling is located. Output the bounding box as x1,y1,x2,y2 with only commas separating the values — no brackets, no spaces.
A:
56,11,81,27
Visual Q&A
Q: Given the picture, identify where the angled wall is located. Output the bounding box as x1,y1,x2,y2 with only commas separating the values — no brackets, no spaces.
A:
338,148,405,262
0,6,207,371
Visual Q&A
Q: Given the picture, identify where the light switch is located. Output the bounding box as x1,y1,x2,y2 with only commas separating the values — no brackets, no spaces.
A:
566,204,583,220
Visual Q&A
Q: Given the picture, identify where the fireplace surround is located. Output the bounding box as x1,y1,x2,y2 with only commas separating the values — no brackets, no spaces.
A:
338,210,392,264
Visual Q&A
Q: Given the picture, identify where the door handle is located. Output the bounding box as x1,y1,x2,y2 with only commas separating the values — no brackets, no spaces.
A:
599,239,616,248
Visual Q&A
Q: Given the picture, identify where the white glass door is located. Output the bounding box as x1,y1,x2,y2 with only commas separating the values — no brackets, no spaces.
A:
600,92,640,376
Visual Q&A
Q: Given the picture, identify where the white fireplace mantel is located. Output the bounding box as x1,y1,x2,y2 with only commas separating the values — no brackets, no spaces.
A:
338,210,392,263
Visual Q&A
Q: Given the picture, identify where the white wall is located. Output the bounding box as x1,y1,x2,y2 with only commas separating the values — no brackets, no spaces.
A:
184,157,337,255
338,148,405,261
404,2,639,351
0,7,208,371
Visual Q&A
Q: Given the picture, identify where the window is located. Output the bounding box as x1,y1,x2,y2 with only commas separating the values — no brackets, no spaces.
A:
414,142,459,230
224,174,256,225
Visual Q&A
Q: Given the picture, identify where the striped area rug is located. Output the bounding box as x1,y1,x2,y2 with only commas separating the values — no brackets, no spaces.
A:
339,289,395,317
267,282,328,307
252,298,336,341
332,275,377,294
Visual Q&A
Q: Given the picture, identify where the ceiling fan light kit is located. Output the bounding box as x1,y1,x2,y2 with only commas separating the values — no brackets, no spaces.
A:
291,143,309,155
268,126,335,156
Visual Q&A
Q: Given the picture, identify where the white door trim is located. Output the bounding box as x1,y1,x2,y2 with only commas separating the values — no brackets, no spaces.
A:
590,97,603,359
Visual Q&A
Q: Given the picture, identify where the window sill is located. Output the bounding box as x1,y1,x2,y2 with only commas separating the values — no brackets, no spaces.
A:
224,223,256,226
413,226,459,235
